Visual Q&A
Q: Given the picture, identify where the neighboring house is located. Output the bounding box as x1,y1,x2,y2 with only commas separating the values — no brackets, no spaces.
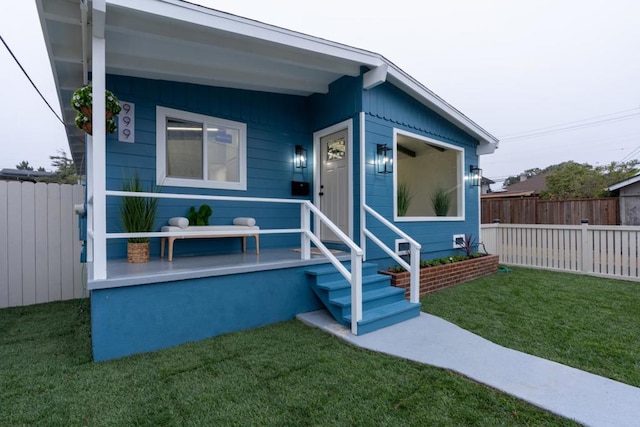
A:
480,177,495,194
0,168,54,182
482,173,549,199
608,173,640,225
37,0,498,361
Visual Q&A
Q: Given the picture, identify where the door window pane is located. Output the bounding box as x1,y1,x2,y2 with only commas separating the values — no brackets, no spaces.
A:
326,138,346,161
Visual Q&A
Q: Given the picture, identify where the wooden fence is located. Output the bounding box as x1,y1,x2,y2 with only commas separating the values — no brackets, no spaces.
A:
482,223,640,281
0,181,85,308
481,197,618,225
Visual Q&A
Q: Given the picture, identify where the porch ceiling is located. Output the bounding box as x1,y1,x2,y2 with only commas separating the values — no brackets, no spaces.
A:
37,0,498,174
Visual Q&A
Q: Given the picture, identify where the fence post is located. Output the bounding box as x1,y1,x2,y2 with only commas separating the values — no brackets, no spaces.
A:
483,219,502,261
580,219,589,273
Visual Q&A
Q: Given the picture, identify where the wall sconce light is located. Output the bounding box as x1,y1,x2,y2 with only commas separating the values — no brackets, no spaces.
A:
469,165,482,187
376,144,393,174
295,145,307,169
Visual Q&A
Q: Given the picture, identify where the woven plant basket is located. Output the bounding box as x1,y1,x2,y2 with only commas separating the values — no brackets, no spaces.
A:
82,122,93,135
127,242,150,263
77,106,115,136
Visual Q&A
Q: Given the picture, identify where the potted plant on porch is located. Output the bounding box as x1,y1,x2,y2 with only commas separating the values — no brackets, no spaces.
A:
71,84,122,135
121,175,158,263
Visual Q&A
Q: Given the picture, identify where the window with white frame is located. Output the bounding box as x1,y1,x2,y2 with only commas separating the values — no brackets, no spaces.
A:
156,107,247,190
394,129,464,220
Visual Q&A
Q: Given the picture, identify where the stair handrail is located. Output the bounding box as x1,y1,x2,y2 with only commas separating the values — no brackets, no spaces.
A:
363,204,421,303
302,201,363,335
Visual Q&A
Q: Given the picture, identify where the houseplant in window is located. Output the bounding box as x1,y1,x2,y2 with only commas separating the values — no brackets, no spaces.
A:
397,182,413,216
121,175,158,263
71,84,122,135
430,185,451,216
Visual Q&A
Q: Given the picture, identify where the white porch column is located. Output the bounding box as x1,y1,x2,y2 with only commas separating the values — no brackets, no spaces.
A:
91,0,107,279
359,112,366,260
85,134,93,263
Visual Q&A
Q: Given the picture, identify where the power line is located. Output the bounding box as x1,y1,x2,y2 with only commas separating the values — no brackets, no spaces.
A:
499,107,640,139
620,145,640,163
0,34,65,126
500,113,640,142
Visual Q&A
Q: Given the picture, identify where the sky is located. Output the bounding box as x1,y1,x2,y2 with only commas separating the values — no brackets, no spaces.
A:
1,0,639,188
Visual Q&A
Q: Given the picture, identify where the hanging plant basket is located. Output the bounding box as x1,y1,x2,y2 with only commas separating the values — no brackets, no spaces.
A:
71,85,122,135
81,122,93,135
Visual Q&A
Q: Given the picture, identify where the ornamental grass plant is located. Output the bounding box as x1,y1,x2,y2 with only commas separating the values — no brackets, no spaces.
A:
430,185,451,216
397,182,413,216
121,175,158,244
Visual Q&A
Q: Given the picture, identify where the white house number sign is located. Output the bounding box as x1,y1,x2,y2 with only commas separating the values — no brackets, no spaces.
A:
118,101,135,143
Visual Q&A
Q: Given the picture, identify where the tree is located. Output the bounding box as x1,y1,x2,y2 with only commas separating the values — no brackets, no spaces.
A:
48,149,79,184
16,160,34,171
540,160,639,200
503,167,548,187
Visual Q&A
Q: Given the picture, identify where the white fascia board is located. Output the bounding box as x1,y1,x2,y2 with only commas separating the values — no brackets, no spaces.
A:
477,141,498,156
385,64,499,148
106,0,383,67
363,64,388,90
608,174,640,191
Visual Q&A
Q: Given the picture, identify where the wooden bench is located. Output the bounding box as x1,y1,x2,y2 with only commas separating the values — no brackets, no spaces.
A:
160,225,260,261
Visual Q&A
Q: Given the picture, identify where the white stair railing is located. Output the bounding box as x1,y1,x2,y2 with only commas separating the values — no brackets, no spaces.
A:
363,204,421,303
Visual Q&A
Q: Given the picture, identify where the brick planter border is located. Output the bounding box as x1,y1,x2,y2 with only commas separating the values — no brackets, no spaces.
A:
380,254,500,298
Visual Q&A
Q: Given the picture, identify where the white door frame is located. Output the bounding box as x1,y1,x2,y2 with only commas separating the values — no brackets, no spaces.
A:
313,118,354,242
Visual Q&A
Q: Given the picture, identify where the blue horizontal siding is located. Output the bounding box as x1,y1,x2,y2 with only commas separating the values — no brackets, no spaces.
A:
105,75,314,259
362,83,482,266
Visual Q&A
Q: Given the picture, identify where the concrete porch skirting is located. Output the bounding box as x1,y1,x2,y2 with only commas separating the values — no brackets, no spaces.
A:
91,266,323,361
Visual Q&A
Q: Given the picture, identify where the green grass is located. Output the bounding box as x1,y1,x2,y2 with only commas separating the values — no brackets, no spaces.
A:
422,266,640,388
0,300,575,426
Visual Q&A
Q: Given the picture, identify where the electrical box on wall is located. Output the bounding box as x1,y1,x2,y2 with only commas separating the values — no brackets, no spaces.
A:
453,234,465,249
291,181,309,196
395,239,410,255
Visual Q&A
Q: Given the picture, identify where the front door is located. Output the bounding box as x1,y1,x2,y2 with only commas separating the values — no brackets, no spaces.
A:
319,128,349,242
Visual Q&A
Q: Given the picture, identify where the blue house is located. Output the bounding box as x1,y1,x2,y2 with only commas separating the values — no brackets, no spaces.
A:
37,0,498,361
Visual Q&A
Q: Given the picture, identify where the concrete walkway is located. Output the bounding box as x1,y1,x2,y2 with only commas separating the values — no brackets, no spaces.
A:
297,310,640,427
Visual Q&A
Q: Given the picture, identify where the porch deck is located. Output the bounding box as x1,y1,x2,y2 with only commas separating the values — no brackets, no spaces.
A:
88,248,350,290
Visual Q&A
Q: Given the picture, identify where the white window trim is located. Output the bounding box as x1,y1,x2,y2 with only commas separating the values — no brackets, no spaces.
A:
156,106,247,190
393,128,465,222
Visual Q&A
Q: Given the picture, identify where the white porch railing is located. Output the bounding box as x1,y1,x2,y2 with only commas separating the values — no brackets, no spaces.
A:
362,204,421,303
91,191,365,334
482,222,640,281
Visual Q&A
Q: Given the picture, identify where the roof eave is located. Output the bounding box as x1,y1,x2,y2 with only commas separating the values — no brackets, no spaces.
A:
108,0,500,149
608,174,640,191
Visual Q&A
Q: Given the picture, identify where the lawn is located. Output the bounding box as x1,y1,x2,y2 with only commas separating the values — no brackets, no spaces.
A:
422,266,640,388
0,300,575,426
